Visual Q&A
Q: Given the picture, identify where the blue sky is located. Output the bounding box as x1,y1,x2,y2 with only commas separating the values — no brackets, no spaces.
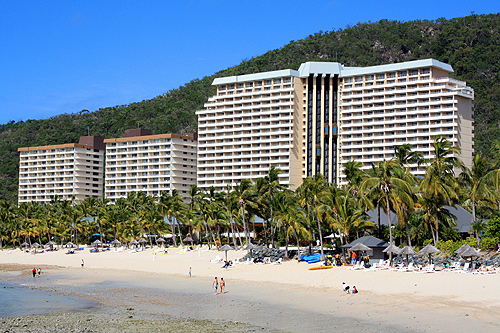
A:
0,1,498,124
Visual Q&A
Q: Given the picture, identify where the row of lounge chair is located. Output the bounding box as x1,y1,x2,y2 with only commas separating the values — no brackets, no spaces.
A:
350,259,500,274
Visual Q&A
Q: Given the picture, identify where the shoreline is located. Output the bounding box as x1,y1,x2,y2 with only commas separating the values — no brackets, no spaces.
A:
2,248,500,331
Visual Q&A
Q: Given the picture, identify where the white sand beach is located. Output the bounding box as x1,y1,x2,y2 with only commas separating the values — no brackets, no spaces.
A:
1,246,500,331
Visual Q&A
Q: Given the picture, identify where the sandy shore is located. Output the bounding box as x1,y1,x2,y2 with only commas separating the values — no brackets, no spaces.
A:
1,246,500,332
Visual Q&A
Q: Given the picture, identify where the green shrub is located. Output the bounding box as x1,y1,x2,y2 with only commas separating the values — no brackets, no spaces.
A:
480,237,498,250
423,239,433,246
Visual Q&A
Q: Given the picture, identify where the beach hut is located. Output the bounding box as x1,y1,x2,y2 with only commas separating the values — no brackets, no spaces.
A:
219,244,234,262
341,236,389,262
419,244,441,265
399,246,417,265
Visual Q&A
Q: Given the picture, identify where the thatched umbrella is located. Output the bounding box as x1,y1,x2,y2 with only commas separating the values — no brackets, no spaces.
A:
183,236,194,247
455,243,472,255
244,243,260,258
419,244,441,265
65,242,75,248
21,242,29,249
156,237,166,248
383,244,401,266
219,244,234,262
111,240,121,247
460,247,481,269
93,240,102,246
32,242,40,248
46,241,56,250
349,243,371,263
130,239,139,247
399,246,417,265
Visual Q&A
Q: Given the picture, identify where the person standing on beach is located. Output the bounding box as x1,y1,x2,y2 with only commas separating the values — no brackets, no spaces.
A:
81,259,84,268
213,277,218,295
220,278,225,294
188,267,191,278
32,268,36,278
37,268,41,277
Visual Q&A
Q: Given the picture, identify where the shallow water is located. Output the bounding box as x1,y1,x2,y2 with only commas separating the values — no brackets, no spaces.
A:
0,281,97,318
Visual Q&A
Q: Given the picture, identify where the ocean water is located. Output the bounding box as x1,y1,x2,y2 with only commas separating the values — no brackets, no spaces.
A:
0,282,97,318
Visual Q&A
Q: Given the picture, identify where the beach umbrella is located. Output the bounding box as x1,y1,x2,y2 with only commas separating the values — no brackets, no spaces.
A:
130,239,139,246
21,242,29,248
156,238,166,248
455,243,472,255
183,236,194,247
350,243,371,252
111,240,121,247
460,247,481,269
399,246,417,265
93,240,102,245
65,242,75,248
383,244,401,266
419,244,441,265
32,242,40,248
219,244,234,262
244,243,260,258
138,238,147,243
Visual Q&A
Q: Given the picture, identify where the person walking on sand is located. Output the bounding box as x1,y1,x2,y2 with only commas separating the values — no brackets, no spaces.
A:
220,278,225,294
37,268,41,277
213,277,218,295
32,268,36,278
188,267,191,278
81,259,84,268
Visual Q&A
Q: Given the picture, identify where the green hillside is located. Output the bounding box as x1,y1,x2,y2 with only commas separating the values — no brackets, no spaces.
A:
1,13,499,203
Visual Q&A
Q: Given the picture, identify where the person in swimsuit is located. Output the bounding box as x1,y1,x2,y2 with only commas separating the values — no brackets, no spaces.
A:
37,268,41,277
81,259,84,268
213,277,218,295
220,278,225,294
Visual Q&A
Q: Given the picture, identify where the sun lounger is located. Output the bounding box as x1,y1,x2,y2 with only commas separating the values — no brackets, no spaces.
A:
416,264,435,273
399,263,414,272
456,262,470,273
389,263,404,271
348,262,363,270
272,258,283,265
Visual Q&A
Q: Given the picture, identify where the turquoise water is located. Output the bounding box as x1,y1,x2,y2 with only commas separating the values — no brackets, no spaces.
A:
0,282,97,318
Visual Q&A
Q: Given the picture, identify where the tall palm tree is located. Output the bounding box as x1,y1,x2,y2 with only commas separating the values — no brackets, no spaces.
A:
420,136,463,244
361,159,413,262
232,179,255,246
297,174,326,259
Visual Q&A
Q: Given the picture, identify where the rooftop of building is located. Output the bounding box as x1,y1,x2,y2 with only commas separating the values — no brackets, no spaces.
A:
18,136,105,152
212,58,454,85
103,130,197,143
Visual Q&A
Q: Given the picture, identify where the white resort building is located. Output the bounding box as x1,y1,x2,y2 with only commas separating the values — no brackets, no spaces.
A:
17,136,105,204
103,129,197,203
197,59,474,190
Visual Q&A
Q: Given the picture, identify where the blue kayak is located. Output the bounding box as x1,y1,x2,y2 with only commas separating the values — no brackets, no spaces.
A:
301,254,321,263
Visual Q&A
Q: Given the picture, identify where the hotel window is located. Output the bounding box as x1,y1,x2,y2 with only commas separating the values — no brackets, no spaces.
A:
398,71,407,77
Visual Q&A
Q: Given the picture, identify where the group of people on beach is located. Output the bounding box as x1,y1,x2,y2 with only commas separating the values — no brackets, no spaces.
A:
31,267,41,278
213,277,225,295
342,282,358,294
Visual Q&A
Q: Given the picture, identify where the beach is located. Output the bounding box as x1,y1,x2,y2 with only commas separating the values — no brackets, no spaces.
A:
1,247,500,332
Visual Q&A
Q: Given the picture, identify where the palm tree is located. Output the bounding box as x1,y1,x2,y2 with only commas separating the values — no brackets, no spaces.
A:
297,174,326,260
274,191,306,259
420,136,463,244
232,179,255,246
361,160,413,262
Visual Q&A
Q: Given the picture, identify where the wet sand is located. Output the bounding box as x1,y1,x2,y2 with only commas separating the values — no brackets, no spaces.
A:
2,247,500,332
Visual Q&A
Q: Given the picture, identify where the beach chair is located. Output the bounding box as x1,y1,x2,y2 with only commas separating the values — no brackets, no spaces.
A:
416,264,435,274
457,262,470,273
364,260,383,272
348,261,363,270
272,258,283,265
399,262,414,272
389,263,404,271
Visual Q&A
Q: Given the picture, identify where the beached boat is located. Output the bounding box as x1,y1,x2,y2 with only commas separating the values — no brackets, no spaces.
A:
308,266,333,270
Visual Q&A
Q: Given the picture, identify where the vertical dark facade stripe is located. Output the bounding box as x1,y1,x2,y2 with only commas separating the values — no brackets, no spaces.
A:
307,75,314,177
324,75,330,181
315,75,322,175
332,74,338,184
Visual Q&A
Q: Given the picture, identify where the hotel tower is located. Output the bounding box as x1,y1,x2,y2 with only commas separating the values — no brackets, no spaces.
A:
197,59,474,190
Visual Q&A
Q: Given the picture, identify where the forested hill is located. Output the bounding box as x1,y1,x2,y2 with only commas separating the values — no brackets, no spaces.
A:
1,13,499,202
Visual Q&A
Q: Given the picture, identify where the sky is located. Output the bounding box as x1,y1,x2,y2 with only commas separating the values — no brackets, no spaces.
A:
0,1,499,124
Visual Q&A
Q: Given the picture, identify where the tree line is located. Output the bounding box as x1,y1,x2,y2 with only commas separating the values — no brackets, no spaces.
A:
2,137,500,258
